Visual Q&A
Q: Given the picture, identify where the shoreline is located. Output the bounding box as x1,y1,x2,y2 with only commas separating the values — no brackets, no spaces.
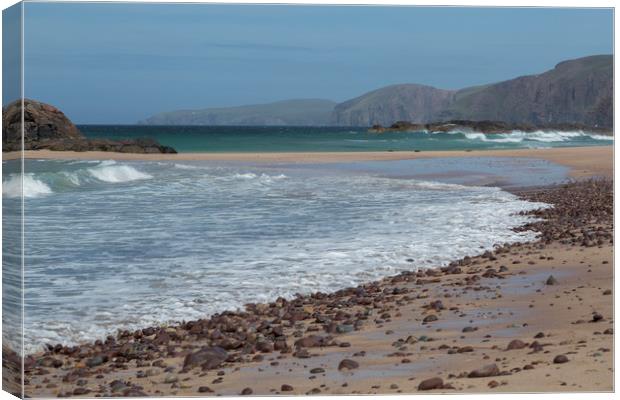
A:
2,146,613,178
10,178,613,396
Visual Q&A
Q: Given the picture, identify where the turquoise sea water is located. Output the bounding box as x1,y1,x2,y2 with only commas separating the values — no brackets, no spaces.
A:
79,125,613,152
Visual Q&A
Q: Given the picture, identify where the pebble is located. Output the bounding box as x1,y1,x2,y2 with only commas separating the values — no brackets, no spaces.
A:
310,368,325,374
545,275,558,285
338,359,359,371
418,377,443,391
281,384,294,392
468,363,500,378
423,315,438,323
506,339,527,350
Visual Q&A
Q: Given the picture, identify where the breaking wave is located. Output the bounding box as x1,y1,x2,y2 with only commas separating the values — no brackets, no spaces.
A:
3,174,53,198
441,130,613,143
2,161,153,198
87,162,152,183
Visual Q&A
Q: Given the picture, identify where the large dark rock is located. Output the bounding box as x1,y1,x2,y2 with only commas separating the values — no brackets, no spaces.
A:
3,99,82,151
3,99,177,153
369,119,611,135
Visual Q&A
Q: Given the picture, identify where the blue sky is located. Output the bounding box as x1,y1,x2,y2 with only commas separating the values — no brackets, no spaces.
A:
10,3,615,123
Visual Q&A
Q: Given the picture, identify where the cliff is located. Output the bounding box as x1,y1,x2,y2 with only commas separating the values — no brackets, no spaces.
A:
332,55,613,129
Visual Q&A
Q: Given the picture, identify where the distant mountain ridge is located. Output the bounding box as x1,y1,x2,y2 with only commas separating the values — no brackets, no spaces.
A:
139,99,336,126
140,55,612,129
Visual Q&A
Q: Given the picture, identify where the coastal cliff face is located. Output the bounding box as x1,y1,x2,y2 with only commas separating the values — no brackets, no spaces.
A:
443,55,613,127
2,99,177,153
331,55,613,128
330,84,455,126
138,55,612,129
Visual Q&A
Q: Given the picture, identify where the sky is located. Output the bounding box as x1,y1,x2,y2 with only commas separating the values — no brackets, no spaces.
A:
4,3,614,124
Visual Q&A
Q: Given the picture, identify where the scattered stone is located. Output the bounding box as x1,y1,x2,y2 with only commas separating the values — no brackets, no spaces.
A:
310,368,325,374
418,377,443,391
294,335,327,348
506,340,527,350
183,346,228,371
545,275,558,285
468,364,500,378
423,315,438,324
553,355,569,364
281,384,294,392
338,359,359,371
85,355,108,368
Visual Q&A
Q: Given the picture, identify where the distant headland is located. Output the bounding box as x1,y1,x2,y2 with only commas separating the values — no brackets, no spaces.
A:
140,55,612,130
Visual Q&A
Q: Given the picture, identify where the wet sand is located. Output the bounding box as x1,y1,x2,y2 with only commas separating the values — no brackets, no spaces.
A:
3,145,613,178
14,179,613,396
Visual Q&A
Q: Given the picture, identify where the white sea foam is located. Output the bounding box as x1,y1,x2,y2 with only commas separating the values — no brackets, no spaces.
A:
17,160,551,354
445,129,613,143
173,163,201,170
87,163,152,183
61,171,81,186
233,172,258,179
3,174,53,198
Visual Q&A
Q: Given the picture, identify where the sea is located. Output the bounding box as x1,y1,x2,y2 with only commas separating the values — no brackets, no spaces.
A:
2,125,611,354
78,125,612,152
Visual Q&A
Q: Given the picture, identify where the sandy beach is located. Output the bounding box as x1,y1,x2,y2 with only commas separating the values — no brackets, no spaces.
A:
4,3,614,397
9,169,612,396
3,145,613,178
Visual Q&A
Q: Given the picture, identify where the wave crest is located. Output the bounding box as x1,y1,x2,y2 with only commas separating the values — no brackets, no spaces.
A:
3,174,53,198
87,163,152,183
444,130,613,143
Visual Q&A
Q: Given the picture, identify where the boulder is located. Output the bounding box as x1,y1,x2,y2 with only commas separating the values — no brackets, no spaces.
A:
3,99,177,153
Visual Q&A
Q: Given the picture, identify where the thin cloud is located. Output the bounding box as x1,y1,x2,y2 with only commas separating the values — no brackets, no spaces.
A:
202,41,315,52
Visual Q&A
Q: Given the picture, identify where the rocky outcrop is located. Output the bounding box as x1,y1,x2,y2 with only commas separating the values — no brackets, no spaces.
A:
369,119,613,134
2,99,177,153
3,98,82,150
333,55,613,129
